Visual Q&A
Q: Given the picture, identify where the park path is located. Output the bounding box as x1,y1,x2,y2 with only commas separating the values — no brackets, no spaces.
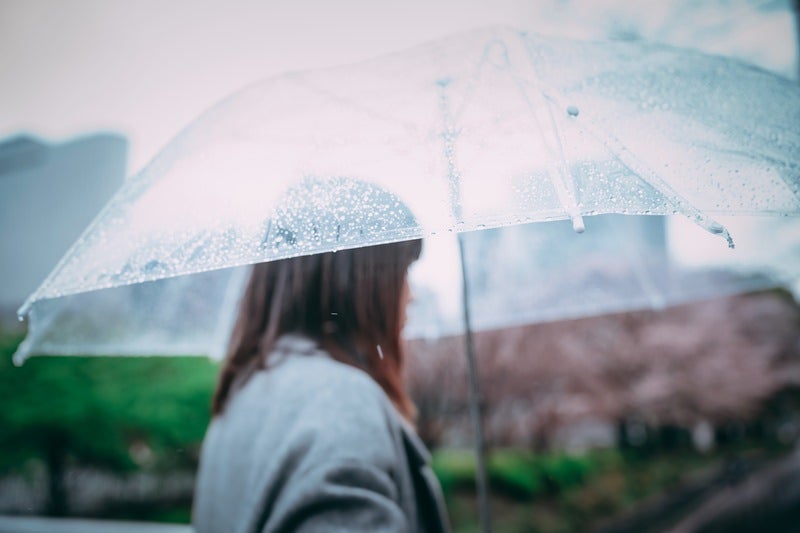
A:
0,516,192,533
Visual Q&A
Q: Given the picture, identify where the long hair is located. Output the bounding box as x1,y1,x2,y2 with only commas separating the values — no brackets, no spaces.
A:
212,239,422,421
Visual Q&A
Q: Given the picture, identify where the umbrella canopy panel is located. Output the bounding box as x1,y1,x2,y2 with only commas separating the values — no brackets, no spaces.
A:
14,26,800,362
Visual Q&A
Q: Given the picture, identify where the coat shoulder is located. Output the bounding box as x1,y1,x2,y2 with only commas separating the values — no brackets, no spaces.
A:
228,347,401,457
253,351,391,418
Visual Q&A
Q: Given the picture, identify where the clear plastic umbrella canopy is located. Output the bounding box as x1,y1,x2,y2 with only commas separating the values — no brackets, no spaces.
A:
14,25,800,363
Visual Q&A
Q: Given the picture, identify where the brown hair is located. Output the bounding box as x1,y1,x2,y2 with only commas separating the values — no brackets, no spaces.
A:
212,239,422,421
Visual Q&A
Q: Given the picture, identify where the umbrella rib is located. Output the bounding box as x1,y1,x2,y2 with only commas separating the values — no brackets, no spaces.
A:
495,36,586,233
561,106,736,248
517,31,736,246
534,95,586,233
289,72,426,136
287,73,448,181
438,34,588,233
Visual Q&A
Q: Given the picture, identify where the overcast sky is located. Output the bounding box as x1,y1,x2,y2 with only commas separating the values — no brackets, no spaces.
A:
1,0,796,174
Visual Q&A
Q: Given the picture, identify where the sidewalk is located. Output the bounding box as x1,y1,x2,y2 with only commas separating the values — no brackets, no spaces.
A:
0,516,193,533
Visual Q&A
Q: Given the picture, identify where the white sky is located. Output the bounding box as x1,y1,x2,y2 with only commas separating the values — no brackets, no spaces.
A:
0,0,535,173
0,0,795,174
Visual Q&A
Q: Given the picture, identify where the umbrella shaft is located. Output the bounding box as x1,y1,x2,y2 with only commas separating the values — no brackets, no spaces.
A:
458,233,492,533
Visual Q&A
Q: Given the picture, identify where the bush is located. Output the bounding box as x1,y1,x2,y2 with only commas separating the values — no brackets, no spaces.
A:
433,448,604,502
539,453,596,493
431,449,476,496
488,450,542,499
0,330,218,516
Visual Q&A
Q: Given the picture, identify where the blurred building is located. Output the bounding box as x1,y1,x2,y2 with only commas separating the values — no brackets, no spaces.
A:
460,215,672,328
0,133,127,327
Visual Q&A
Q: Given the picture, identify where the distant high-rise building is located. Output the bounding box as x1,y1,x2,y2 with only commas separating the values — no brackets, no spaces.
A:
459,214,671,329
0,133,127,325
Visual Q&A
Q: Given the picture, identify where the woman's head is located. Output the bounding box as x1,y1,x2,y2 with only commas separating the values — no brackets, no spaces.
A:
212,238,422,419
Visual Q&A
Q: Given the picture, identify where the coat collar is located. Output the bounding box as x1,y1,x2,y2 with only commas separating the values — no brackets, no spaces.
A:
272,333,450,532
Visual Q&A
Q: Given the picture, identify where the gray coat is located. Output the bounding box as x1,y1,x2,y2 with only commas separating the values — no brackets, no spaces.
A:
193,335,450,533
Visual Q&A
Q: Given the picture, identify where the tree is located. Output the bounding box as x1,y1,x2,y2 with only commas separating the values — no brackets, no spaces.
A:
405,290,800,452
0,331,218,516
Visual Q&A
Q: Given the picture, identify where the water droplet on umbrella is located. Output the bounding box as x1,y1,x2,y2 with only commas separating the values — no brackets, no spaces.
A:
566,105,580,117
143,260,165,275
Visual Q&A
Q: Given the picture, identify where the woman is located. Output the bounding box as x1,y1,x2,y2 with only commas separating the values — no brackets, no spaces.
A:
192,238,450,532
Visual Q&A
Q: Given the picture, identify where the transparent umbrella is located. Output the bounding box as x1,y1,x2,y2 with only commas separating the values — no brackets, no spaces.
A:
15,26,800,361
12,26,800,531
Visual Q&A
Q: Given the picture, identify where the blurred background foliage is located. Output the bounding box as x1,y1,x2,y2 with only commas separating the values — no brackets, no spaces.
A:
1,290,799,531
0,330,217,519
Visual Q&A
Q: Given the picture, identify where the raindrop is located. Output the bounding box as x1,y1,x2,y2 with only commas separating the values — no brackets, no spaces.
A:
377,345,384,360
708,222,725,234
143,260,165,275
566,105,580,117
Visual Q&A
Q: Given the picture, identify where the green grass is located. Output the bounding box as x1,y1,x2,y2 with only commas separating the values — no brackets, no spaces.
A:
431,444,788,532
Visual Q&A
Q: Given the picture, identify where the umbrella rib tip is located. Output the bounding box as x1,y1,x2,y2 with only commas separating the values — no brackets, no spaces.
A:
571,216,586,234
